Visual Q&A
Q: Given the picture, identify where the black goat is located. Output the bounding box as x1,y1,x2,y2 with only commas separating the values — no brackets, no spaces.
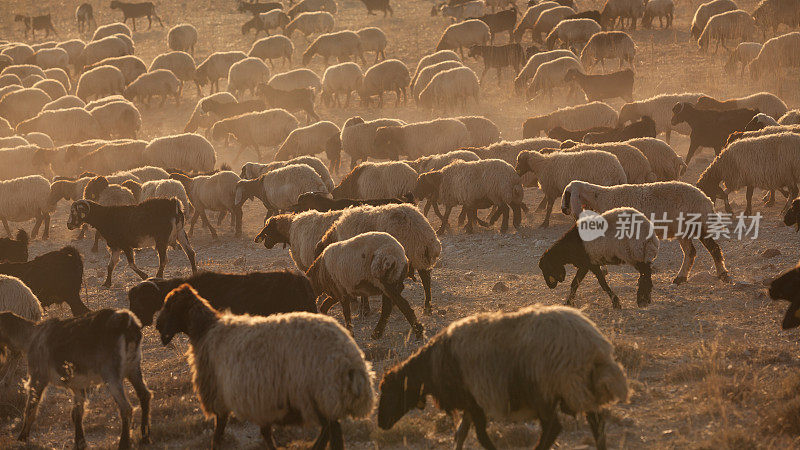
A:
469,6,517,43
769,263,800,329
564,68,634,102
238,1,282,14
0,309,150,449
76,3,96,34
201,98,266,118
0,229,28,263
547,125,615,141
468,43,525,83
67,199,197,287
0,246,88,316
291,191,413,213
360,0,393,16
670,102,757,164
128,270,317,326
14,14,57,39
566,9,602,23
583,116,657,143
109,1,163,30
256,83,320,123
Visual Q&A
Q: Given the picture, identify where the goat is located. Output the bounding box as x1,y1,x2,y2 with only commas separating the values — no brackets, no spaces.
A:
468,43,525,84
583,116,657,143
670,102,757,164
14,14,57,39
109,1,164,30
469,6,517,43
76,3,97,34
361,0,394,16
564,68,634,103
66,198,197,287
257,83,320,123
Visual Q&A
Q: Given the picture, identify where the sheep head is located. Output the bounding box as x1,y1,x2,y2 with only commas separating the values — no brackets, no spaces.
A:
413,171,442,201
768,265,800,329
156,283,216,345
0,312,35,360
254,214,292,249
539,246,566,289
670,102,689,126
783,198,800,232
522,116,546,138
83,176,109,201
617,102,639,127
128,278,168,326
695,167,724,204
234,177,264,206
67,199,93,230
377,361,427,430
241,16,260,36
373,126,404,159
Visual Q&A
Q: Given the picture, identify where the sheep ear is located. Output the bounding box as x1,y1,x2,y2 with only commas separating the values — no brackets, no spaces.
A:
569,189,583,218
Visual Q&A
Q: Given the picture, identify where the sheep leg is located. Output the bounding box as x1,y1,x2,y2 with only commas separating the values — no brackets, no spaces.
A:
328,420,344,450
466,405,496,450
188,210,201,236
341,295,354,334
566,266,588,306
212,413,229,449
17,379,45,442
437,205,453,235
28,216,39,239
498,203,510,233
684,141,700,165
664,129,672,143
386,289,424,338
673,238,697,284
41,213,50,240
234,206,243,237
454,411,472,450
319,295,337,314
699,236,730,282
102,372,132,450
176,229,198,275
92,230,101,253
126,365,151,443
536,408,563,450
215,211,227,226
586,411,608,450
359,296,370,317
419,269,433,315
200,209,218,239
591,265,621,308
745,185,754,216
103,249,121,287
540,197,555,228
635,262,653,307
260,425,277,450
71,389,87,450
311,419,331,450
371,295,394,339
511,203,522,230
124,248,149,280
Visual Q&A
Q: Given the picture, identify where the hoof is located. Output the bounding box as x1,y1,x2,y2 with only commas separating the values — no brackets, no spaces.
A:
637,295,651,308
718,272,731,283
672,276,687,285
423,306,433,316
612,297,621,309
75,438,87,450
370,330,384,340
411,323,424,339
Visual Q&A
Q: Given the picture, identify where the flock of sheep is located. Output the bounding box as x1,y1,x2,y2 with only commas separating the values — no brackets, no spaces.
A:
0,0,799,448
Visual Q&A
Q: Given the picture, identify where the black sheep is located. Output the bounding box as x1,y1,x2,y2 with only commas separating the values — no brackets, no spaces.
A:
0,229,28,263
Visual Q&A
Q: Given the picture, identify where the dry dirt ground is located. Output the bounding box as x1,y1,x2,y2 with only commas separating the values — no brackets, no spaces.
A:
1,0,800,448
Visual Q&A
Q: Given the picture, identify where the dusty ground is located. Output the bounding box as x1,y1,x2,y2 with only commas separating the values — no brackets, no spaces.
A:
1,0,800,448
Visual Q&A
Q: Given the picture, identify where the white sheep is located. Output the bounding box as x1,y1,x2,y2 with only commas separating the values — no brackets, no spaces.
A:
339,117,405,169
374,118,470,160
1,64,45,81
532,6,578,42
195,51,247,94
77,140,146,174
563,142,657,183
411,60,463,102
545,18,602,51
23,132,53,148
513,49,577,95
307,231,421,338
697,9,757,53
56,39,85,74
78,35,130,69
183,92,237,134
254,10,291,37
31,47,69,73
21,74,44,88
617,92,705,142
1,45,34,65
75,65,125,101
31,79,65,100
513,2,562,43
0,274,42,321
0,74,21,89
140,178,193,216
690,0,737,39
407,149,480,174
625,138,686,181
87,99,141,139
418,66,480,111
210,108,298,160
315,203,441,314
256,209,344,271
227,57,270,98
562,180,730,283
321,62,363,108
234,163,327,213
143,133,217,173
284,11,335,40
332,161,417,201
516,149,626,227
92,23,131,41
0,135,28,149
357,27,388,63
642,0,674,28
111,33,135,55
0,145,51,181
0,117,12,138
455,116,500,146
167,23,198,55
526,56,583,100
600,0,643,29
359,59,411,108
435,19,490,58
123,69,181,106
240,156,334,193
377,304,628,450
440,0,486,21
779,110,800,125
177,170,242,238
249,35,294,68
523,101,618,137
580,31,636,70
410,50,461,88
748,31,800,82
267,68,322,92
85,55,146,85
16,107,105,145
149,51,197,96
127,166,170,183
723,41,762,75
43,67,70,91
154,285,374,449
275,121,340,171
699,92,789,120
302,30,365,67
0,175,54,239
0,87,51,126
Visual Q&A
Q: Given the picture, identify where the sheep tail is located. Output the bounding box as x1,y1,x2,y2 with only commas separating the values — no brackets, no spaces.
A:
591,357,629,406
14,229,28,246
342,361,375,418
107,310,143,349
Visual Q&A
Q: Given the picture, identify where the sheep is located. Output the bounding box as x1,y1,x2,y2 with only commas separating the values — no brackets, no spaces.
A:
155,283,372,448
580,31,635,70
0,274,40,318
526,55,583,100
471,136,562,166
410,50,461,88
600,0,644,29
235,163,327,217
167,24,198,56
1,64,46,81
516,149,626,227
0,117,12,138
139,179,192,217
211,108,298,160
123,69,181,107
641,0,674,28
239,156,334,193
359,59,411,108
691,0,738,39
16,108,105,146
696,133,800,216
23,132,52,148
545,18,601,51
56,39,85,74
76,140,146,174
523,101,618,138
357,27,388,64
48,172,139,207
418,66,481,111
0,87,50,126
170,170,242,238
76,3,96,34
87,100,141,139
110,0,163,30
562,180,730,283
267,68,322,92
195,51,247,95
31,79,65,100
779,110,800,125
288,0,338,17
618,92,705,142
321,62,363,108
315,203,441,314
583,116,657,144
307,231,422,337
21,74,45,88
360,0,393,16
414,158,524,233
201,98,266,122
378,304,628,450
1,46,35,66
697,92,789,121
0,135,28,149
411,60,463,102
284,11,336,40
255,210,345,272
723,42,762,75
339,117,405,169
249,35,294,68
149,51,197,96
625,138,686,181
748,31,800,83
0,145,54,181
563,142,657,183
471,6,519,44
374,118,470,160
697,9,757,53
302,31,365,67
752,0,800,38
671,101,756,164
184,92,237,134
227,57,270,99
468,43,525,83
531,6,577,42
30,47,69,73
128,270,316,328
436,20,491,58
454,116,500,146
769,263,800,329
75,65,125,102
143,133,217,173
91,22,132,41
0,230,28,263
0,175,53,240
78,36,131,70
275,121,341,173
333,161,417,202
43,68,70,92
0,74,20,89
14,14,58,39
439,0,487,21
128,166,169,183
292,192,412,214
745,113,779,131
84,55,146,86
513,48,576,95
565,68,634,103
